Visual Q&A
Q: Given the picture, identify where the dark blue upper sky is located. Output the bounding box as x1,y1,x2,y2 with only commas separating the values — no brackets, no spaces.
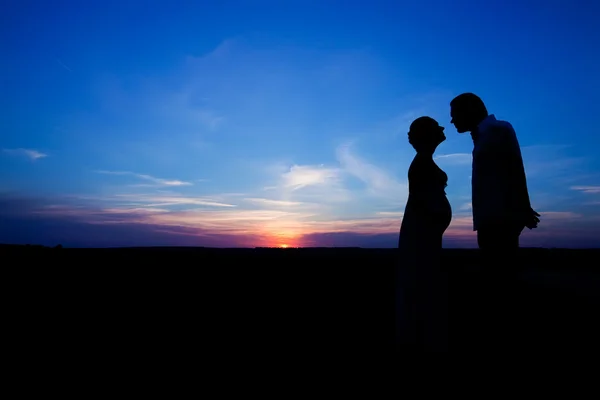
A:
1,0,600,248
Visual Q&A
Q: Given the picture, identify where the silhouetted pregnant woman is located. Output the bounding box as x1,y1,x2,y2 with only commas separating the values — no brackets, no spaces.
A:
396,116,452,351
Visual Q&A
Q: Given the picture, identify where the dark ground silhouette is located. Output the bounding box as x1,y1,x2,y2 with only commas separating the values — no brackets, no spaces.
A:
3,245,599,354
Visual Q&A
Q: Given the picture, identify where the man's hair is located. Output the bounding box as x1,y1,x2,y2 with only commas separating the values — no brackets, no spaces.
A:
450,92,488,116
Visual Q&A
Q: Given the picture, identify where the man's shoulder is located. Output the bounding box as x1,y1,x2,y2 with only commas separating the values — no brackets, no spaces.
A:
487,119,517,144
489,118,515,133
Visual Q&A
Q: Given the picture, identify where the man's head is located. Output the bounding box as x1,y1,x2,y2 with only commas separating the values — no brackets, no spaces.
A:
450,93,488,133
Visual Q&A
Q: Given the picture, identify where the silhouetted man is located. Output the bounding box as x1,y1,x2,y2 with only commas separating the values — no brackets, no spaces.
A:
450,93,539,347
450,93,539,255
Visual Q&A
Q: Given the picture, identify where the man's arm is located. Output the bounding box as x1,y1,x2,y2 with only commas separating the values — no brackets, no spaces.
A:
505,127,531,208
503,124,540,228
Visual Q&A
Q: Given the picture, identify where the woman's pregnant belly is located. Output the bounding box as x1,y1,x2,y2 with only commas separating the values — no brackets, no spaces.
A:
402,194,451,233
433,195,452,233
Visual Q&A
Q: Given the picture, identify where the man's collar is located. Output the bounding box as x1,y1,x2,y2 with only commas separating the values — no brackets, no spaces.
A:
471,115,495,144
476,114,496,132
471,114,496,143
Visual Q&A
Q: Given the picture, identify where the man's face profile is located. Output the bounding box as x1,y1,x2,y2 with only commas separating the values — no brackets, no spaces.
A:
450,106,469,133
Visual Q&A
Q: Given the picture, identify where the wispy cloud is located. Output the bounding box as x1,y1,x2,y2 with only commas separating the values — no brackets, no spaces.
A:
571,186,600,194
336,142,407,200
243,198,306,207
113,193,236,208
2,148,48,161
281,165,341,191
570,186,600,206
95,170,192,187
257,143,408,220
56,58,73,72
273,163,351,205
521,145,587,178
459,202,472,211
376,211,404,217
538,211,582,220
434,153,472,165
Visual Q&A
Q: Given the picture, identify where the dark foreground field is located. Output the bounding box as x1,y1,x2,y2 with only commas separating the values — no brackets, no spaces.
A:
3,245,600,355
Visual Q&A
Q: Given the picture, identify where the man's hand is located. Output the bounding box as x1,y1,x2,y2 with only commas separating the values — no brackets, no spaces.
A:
524,209,541,229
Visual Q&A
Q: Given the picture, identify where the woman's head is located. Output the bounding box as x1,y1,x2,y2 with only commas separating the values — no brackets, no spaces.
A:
408,116,446,154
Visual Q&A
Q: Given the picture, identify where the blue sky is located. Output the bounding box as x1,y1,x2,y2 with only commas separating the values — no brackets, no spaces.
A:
1,0,600,248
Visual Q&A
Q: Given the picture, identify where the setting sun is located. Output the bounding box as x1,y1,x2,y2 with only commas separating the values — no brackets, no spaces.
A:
279,244,289,248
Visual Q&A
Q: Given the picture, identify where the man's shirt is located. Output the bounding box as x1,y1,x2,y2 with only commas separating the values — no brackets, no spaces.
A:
471,114,532,231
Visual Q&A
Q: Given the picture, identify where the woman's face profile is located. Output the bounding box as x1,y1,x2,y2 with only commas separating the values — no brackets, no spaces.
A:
437,125,446,144
408,119,445,152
